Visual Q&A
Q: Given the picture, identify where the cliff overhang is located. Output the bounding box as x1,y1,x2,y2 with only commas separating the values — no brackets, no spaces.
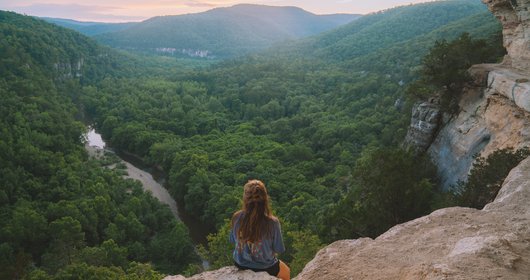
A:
483,0,530,73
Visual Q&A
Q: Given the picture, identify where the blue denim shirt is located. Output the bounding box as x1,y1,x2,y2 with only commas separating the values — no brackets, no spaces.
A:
229,213,285,269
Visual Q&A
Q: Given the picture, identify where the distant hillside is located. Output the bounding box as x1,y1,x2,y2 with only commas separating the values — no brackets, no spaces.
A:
292,0,490,58
94,4,361,58
274,0,500,80
42,17,137,36
349,10,501,79
0,11,129,83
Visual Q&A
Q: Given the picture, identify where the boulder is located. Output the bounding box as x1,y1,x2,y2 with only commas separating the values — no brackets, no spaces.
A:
163,266,278,280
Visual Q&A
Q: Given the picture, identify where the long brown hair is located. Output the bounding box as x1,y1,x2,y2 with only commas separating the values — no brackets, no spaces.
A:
231,179,277,243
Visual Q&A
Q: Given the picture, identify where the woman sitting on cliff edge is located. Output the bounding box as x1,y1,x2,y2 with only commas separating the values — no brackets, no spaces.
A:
230,179,290,280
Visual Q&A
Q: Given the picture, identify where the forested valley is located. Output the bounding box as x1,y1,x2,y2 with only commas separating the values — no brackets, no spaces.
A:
0,0,511,278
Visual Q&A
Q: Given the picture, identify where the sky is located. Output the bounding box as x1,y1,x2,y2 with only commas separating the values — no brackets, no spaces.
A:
0,0,434,22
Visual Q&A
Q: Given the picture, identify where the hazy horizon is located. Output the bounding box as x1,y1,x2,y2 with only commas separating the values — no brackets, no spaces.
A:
0,0,436,23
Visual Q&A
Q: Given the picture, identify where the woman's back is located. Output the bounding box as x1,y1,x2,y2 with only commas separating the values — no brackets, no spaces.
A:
229,180,290,280
230,211,285,269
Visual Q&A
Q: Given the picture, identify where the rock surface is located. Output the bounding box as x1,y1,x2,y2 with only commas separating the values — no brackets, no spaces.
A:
294,156,530,280
163,266,278,280
483,0,530,73
403,98,442,153
487,65,530,112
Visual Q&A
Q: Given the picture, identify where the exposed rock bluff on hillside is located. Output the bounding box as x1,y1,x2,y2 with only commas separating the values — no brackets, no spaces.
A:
403,98,441,153
295,156,530,279
424,0,530,188
428,64,530,188
481,0,530,107
481,0,530,112
483,0,530,73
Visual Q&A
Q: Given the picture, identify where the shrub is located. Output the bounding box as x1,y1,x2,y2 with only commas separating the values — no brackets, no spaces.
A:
454,148,529,209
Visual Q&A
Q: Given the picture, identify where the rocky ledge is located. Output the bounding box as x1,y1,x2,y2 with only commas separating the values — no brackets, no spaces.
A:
424,0,530,188
164,267,277,280
295,156,530,280
471,64,530,113
483,0,530,73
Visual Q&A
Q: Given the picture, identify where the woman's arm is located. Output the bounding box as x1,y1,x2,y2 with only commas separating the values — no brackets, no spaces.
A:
272,220,286,254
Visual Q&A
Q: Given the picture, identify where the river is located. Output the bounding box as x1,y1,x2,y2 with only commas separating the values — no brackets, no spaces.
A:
84,128,211,249
85,128,211,268
85,128,180,218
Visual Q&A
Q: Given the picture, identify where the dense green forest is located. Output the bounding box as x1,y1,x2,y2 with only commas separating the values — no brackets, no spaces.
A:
0,11,197,279
0,0,511,278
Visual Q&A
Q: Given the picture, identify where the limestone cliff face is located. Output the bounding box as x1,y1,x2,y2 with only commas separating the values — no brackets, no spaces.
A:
482,0,530,111
425,0,530,188
483,0,530,73
295,156,530,279
54,58,85,79
428,64,530,188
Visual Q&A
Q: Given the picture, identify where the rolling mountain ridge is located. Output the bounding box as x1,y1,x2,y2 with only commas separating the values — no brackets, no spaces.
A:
41,17,137,36
93,4,361,58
